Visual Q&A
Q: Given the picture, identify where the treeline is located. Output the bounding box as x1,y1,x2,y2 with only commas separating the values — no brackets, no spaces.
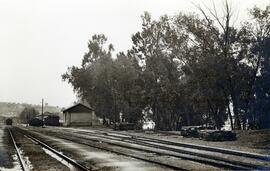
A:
63,3,270,130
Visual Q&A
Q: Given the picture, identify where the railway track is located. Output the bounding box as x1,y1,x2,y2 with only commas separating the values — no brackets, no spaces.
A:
8,127,91,171
95,129,270,161
68,129,270,170
19,126,270,170
8,128,27,171
16,127,187,170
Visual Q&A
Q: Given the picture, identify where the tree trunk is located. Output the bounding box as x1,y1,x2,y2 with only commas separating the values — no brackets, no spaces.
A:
227,103,234,130
231,94,241,130
242,116,247,130
233,107,241,130
207,99,219,129
185,112,191,126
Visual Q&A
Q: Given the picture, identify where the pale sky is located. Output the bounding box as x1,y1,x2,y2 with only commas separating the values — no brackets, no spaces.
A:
0,0,269,107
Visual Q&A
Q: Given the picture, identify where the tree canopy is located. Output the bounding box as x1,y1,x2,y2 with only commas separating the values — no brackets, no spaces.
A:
63,2,270,130
19,107,39,124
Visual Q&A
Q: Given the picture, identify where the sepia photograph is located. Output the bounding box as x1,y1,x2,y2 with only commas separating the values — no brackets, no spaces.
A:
0,0,269,170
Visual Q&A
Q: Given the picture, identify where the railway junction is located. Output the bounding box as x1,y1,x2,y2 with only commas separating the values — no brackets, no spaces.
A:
0,123,269,171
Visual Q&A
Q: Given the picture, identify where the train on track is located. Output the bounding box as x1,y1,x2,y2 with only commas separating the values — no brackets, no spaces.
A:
5,118,12,125
29,114,60,126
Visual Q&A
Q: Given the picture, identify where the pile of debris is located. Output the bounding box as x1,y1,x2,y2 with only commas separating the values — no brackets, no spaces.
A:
114,123,135,130
180,126,236,141
180,126,200,138
199,130,236,141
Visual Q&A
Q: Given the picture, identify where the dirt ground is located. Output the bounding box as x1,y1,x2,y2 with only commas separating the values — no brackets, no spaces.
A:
234,129,270,152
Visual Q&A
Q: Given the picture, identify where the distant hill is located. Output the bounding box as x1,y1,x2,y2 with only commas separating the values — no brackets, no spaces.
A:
0,102,62,117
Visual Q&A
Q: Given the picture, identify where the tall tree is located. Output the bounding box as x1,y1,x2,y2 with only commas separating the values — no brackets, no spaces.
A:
19,107,39,124
248,5,270,128
62,3,270,130
62,34,116,122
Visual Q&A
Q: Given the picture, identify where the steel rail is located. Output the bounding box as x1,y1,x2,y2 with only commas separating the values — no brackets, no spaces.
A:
13,127,91,171
24,134,91,171
8,128,27,171
92,129,270,161
18,127,270,170
25,128,251,170
16,127,187,170
72,130,269,170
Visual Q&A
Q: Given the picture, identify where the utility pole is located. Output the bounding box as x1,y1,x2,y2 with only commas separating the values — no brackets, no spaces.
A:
27,113,29,127
42,98,44,127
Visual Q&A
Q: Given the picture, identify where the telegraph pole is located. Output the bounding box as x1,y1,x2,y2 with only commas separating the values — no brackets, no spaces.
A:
42,98,44,127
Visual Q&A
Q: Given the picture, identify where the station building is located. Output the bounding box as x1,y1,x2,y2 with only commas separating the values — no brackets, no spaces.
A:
62,103,101,126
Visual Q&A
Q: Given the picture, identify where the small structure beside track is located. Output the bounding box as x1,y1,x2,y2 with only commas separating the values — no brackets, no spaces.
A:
62,103,101,126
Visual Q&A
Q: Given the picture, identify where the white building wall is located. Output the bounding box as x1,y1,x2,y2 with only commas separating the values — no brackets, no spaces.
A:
69,112,92,126
63,111,101,126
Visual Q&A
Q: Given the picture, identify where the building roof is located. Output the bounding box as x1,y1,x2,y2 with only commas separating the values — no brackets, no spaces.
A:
36,112,58,117
36,114,59,119
62,103,94,113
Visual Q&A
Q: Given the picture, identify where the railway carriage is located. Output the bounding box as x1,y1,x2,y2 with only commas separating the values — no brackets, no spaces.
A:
5,118,13,125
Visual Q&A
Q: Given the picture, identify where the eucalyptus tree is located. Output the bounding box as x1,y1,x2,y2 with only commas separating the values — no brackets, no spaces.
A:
173,12,229,129
62,34,116,123
62,3,270,130
246,5,270,128
131,12,190,130
112,52,145,123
